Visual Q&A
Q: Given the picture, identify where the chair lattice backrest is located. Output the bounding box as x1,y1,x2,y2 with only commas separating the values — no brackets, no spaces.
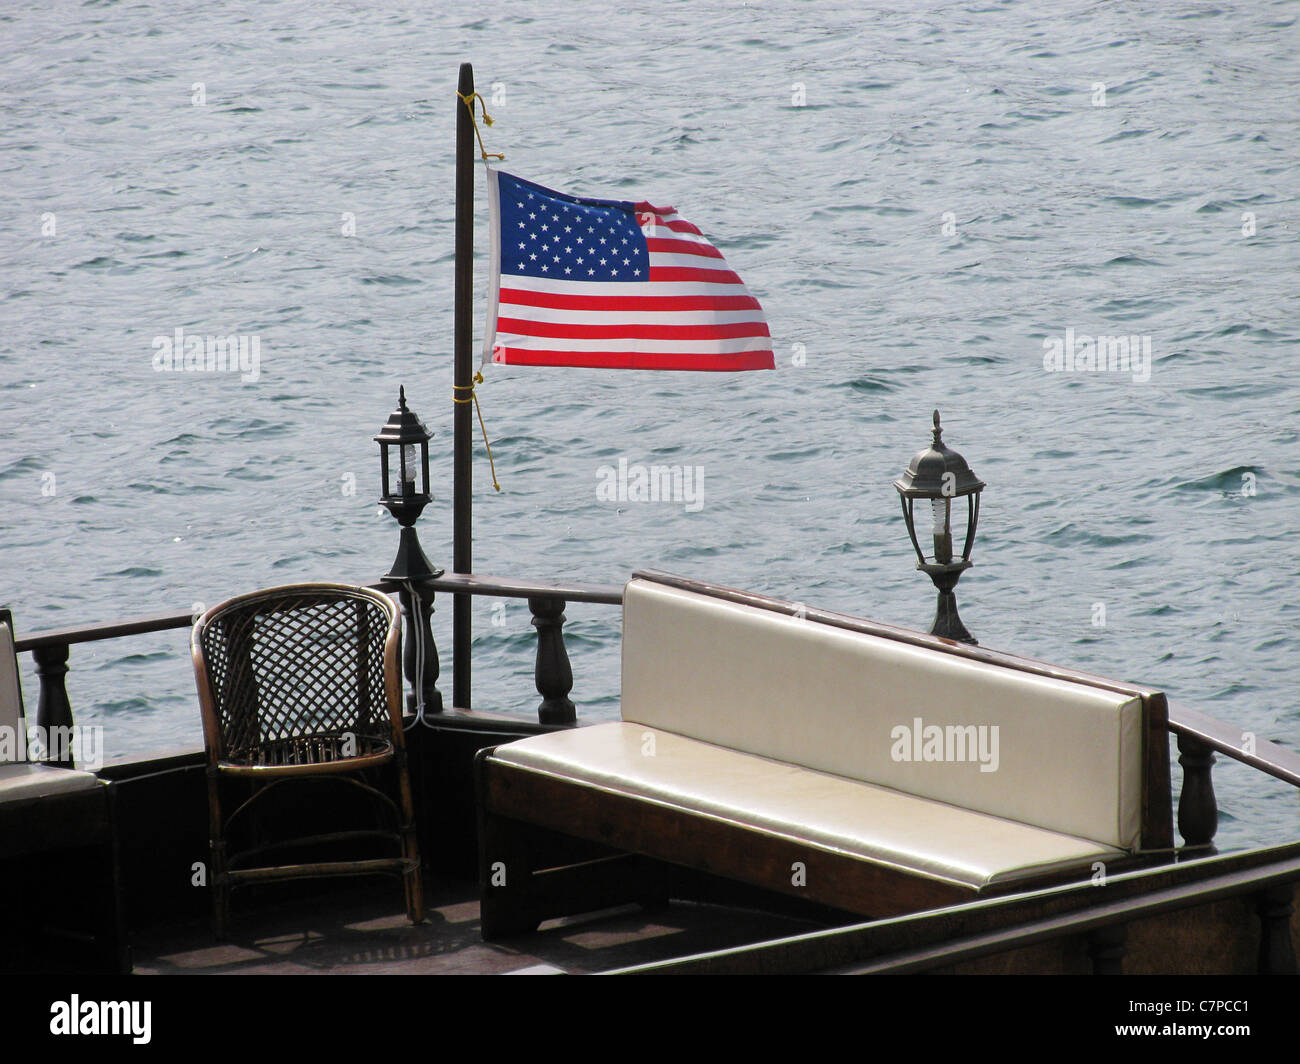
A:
194,585,399,768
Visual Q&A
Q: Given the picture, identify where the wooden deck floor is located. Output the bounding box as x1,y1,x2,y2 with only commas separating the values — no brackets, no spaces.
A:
131,877,826,975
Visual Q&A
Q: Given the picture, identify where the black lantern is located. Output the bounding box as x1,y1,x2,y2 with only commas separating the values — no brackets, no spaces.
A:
375,387,443,583
894,410,985,644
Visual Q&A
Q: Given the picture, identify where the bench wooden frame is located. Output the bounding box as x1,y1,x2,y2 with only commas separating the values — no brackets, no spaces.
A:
477,571,1175,938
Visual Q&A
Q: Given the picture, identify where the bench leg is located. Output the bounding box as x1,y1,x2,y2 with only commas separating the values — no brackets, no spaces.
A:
480,815,676,939
98,784,130,973
478,806,541,940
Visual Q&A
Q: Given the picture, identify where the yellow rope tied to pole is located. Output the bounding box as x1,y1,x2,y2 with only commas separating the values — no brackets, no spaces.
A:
453,371,501,492
456,91,504,162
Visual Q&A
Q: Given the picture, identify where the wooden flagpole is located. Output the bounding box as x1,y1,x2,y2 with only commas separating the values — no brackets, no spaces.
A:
453,61,473,709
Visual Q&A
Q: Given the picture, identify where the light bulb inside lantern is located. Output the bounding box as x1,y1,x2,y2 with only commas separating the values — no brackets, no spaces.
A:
930,498,948,535
931,497,953,564
401,443,418,493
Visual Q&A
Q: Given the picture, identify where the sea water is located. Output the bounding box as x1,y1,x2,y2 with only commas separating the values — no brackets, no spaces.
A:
1,0,1297,850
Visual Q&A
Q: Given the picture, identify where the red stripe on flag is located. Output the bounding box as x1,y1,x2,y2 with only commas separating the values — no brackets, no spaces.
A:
497,317,771,340
660,218,704,237
649,266,746,284
642,218,704,237
493,347,776,371
633,202,705,237
499,288,763,313
646,237,723,259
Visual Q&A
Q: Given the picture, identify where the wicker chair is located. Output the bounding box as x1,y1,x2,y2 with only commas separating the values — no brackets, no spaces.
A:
191,583,423,936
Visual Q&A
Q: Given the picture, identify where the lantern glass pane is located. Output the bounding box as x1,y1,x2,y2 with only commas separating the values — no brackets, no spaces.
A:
947,497,968,544
962,493,980,560
379,445,391,500
900,495,925,567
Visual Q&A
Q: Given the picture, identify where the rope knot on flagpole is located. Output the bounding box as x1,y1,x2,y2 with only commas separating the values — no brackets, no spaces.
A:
453,370,501,492
456,91,505,162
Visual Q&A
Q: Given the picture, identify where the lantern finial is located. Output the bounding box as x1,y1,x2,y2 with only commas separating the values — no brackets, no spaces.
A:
932,409,942,445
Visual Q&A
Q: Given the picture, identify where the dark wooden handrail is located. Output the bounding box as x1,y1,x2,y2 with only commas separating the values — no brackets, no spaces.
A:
417,573,624,606
11,574,626,758
607,842,1300,975
14,610,195,652
1166,702,1300,789
835,856,1300,975
14,574,624,652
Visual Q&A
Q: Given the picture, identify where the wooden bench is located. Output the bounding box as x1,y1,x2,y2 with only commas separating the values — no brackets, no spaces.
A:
476,571,1174,938
0,609,128,972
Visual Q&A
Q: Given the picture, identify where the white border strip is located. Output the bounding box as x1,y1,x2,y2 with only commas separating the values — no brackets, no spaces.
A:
481,166,503,368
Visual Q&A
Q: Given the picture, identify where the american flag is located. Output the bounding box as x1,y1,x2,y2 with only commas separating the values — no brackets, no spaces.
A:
483,171,774,371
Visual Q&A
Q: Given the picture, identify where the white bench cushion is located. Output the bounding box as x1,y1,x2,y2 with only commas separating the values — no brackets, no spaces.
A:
1,618,102,803
491,723,1124,890
1,620,24,754
621,579,1145,851
0,762,99,801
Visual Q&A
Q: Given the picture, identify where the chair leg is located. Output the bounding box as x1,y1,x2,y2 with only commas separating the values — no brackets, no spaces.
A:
212,853,230,940
207,759,425,931
403,833,424,925
395,756,424,924
207,769,230,939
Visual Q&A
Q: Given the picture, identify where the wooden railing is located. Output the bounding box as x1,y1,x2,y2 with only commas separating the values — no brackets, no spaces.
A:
411,573,622,725
12,573,623,769
11,572,1300,857
1166,703,1300,853
15,607,197,770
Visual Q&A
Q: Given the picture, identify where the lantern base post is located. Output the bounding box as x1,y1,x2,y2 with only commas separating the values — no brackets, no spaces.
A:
385,524,445,717
930,588,977,645
920,561,977,645
399,580,443,715
385,525,443,584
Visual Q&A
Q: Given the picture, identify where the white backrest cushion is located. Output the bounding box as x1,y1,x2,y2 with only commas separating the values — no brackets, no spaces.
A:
621,579,1144,850
0,619,27,764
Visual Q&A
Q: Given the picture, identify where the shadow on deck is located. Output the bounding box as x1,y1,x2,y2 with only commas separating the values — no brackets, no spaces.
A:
131,877,826,975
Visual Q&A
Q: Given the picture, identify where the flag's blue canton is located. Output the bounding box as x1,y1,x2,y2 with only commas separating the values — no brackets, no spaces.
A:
498,172,649,283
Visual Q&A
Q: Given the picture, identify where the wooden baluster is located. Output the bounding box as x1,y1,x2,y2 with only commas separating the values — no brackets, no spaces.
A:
1177,733,1218,855
1256,883,1298,975
529,596,575,725
400,583,442,715
32,642,75,769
